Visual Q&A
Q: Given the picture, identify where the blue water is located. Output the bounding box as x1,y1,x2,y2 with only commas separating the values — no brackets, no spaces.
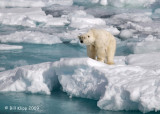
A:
0,43,86,71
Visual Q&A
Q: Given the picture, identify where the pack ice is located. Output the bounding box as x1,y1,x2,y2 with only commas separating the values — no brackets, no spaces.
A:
0,0,73,8
0,44,23,50
0,8,69,27
0,52,160,113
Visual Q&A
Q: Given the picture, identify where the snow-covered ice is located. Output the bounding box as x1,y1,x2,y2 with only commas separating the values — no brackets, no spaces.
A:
0,27,120,45
127,35,160,54
0,44,23,50
0,62,58,94
89,0,155,7
119,29,133,40
0,30,86,44
1,52,160,113
0,67,5,71
0,31,62,44
0,8,69,27
67,10,106,29
0,0,73,8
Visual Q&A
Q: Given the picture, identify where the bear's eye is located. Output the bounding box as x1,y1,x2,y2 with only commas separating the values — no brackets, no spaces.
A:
88,35,90,38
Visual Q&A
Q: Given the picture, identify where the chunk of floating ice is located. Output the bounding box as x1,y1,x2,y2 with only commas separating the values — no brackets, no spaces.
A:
126,52,160,70
119,29,133,40
0,0,73,8
152,8,160,19
0,30,88,44
0,31,62,44
67,10,106,29
105,26,120,36
112,13,152,23
154,8,160,15
127,35,160,54
0,67,5,71
0,52,160,113
0,44,23,50
0,62,58,94
0,8,69,27
90,0,155,7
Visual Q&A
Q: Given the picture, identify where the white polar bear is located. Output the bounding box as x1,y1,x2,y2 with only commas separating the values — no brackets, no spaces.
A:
78,29,116,65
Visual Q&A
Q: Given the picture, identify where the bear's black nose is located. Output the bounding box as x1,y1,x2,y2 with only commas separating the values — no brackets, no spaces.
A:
80,40,83,43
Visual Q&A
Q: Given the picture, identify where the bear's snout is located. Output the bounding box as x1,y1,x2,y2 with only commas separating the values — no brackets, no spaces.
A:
78,36,84,43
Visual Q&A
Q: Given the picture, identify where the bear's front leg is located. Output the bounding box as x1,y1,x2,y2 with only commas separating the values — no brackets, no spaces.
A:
96,48,106,63
106,38,116,65
87,45,96,60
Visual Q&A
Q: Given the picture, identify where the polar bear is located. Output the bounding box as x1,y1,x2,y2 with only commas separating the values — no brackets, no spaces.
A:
78,29,116,65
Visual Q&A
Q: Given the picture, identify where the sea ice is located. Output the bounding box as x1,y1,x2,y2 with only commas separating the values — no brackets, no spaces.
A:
0,44,23,50
0,0,73,8
127,35,160,54
0,62,58,94
0,67,5,72
119,29,133,40
67,10,106,29
0,8,69,27
90,0,155,7
0,52,160,113
0,31,62,44
154,8,160,15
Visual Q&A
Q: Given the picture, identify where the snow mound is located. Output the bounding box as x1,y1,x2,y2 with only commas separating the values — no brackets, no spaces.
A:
0,0,73,8
0,44,23,50
1,53,160,113
0,8,69,27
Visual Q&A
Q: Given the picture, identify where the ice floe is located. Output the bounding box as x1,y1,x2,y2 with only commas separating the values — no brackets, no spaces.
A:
0,52,160,112
89,0,155,7
0,31,62,44
0,0,73,8
0,44,23,50
0,67,5,72
119,29,133,40
127,35,160,54
0,8,69,27
67,10,106,29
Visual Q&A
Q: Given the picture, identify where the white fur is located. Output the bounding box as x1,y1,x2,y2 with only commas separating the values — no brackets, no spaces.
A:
79,29,116,65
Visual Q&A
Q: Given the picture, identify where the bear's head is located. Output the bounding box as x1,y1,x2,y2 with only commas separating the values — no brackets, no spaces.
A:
78,31,95,45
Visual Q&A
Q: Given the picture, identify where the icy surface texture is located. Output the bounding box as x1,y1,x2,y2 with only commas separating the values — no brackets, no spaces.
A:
75,0,155,7
0,0,73,8
0,31,62,44
0,52,160,112
0,8,69,27
0,44,23,50
0,62,58,94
